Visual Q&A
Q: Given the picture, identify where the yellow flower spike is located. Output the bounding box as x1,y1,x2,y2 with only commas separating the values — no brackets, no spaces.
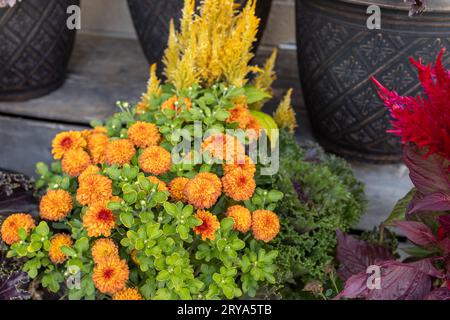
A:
251,48,278,110
273,89,298,135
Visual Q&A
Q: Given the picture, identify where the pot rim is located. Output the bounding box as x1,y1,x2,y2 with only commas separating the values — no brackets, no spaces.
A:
336,0,450,13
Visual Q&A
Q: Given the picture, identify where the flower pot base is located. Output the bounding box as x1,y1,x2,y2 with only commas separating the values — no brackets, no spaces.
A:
0,80,64,102
313,132,402,164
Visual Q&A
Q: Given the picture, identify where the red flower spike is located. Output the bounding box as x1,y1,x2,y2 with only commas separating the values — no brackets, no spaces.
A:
372,48,450,163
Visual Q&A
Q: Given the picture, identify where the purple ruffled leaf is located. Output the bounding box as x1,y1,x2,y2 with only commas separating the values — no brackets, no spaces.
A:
425,288,450,300
408,192,450,215
336,231,394,281
403,144,450,195
394,220,436,247
0,271,31,300
336,259,440,300
438,215,450,233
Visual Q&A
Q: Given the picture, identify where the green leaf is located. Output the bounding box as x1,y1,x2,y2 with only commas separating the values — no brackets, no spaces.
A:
107,201,121,211
18,228,28,241
267,190,284,202
164,202,179,217
28,241,42,253
123,190,138,204
383,188,416,226
75,237,89,253
36,162,49,176
250,110,279,150
61,246,77,257
120,212,135,228
221,217,234,232
35,221,50,236
244,86,271,104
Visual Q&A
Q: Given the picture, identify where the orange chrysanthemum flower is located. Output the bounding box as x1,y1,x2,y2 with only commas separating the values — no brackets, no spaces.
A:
226,104,252,129
246,115,262,141
148,176,168,192
76,174,113,207
252,210,280,243
223,155,256,176
202,134,245,162
226,205,252,233
184,172,222,209
127,121,161,149
52,131,87,160
83,205,116,237
168,177,189,203
93,257,129,295
91,238,119,264
138,146,172,175
105,139,136,166
78,165,100,184
61,149,92,177
222,168,256,201
39,189,73,221
1,213,35,245
49,234,73,264
193,210,220,241
87,133,109,164
161,96,192,113
113,288,143,300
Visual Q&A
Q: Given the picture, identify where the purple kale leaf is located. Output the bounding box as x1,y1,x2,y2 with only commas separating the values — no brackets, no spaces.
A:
336,258,441,300
336,231,394,281
402,145,450,215
394,220,436,247
425,288,450,300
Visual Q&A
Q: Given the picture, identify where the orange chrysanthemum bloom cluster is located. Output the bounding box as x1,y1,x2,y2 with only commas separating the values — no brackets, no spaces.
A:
193,210,220,241
39,190,73,221
184,172,222,209
202,134,245,162
83,205,116,237
52,131,87,160
78,165,101,184
148,176,168,192
49,234,73,264
226,205,252,233
168,177,189,203
113,288,143,300
76,174,113,206
61,149,91,177
222,168,256,201
91,238,119,264
127,121,161,148
161,96,192,113
251,210,280,243
87,133,109,164
105,139,136,166
93,257,129,295
138,146,172,175
226,104,252,129
1,213,35,245
222,155,256,176
225,104,261,140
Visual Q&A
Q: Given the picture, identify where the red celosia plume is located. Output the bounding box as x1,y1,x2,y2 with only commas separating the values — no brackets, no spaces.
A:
372,49,450,162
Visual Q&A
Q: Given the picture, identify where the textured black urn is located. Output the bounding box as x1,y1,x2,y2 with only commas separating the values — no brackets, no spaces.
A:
128,0,273,71
296,0,450,163
0,0,79,101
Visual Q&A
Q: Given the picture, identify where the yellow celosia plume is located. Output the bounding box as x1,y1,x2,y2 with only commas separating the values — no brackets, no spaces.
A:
251,48,278,110
163,0,261,90
274,89,298,134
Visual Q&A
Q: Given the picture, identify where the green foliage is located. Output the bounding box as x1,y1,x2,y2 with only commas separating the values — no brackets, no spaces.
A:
267,131,366,298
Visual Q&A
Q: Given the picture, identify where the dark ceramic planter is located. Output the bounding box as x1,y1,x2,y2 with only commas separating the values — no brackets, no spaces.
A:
296,0,450,163
0,0,79,101
128,0,273,71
